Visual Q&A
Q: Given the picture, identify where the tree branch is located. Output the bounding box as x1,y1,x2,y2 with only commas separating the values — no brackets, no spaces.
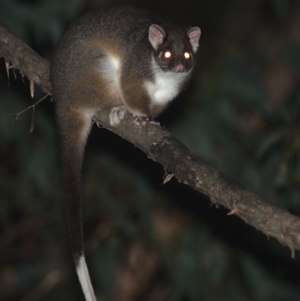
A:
0,20,51,95
1,21,300,257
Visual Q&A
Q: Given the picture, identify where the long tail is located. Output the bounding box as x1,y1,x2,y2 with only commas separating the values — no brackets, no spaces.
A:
56,106,97,301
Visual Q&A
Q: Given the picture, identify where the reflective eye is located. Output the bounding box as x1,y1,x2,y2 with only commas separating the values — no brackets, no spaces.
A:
184,52,191,59
164,51,172,59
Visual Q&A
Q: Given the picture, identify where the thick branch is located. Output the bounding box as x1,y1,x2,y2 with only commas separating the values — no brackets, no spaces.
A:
1,21,300,257
94,111,300,257
0,20,51,95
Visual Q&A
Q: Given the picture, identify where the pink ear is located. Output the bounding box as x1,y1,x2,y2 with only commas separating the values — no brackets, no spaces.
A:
149,24,165,49
187,27,201,53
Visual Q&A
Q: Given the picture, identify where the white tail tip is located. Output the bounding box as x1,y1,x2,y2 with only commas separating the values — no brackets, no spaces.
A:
76,256,97,301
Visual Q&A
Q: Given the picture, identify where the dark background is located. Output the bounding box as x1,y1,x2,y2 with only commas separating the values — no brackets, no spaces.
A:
1,0,300,300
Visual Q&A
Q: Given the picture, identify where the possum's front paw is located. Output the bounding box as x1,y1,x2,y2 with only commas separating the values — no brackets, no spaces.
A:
109,106,127,126
133,116,160,126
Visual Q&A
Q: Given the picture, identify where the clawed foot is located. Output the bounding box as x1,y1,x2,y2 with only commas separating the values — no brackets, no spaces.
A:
109,108,160,127
133,116,160,126
109,106,127,126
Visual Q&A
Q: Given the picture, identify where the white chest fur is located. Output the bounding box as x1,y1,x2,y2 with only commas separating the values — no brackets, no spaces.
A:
144,57,189,105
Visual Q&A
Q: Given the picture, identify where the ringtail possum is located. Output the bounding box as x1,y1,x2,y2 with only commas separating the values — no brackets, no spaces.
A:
51,5,201,301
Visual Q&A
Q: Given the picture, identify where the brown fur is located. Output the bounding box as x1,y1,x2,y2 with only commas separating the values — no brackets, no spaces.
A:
51,5,200,301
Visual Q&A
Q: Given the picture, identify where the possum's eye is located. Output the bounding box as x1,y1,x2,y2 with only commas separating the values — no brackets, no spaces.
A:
163,51,172,59
183,52,191,59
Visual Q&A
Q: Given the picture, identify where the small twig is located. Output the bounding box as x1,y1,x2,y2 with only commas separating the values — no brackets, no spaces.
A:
30,79,35,98
10,93,50,132
4,58,11,81
163,173,174,184
14,94,48,118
